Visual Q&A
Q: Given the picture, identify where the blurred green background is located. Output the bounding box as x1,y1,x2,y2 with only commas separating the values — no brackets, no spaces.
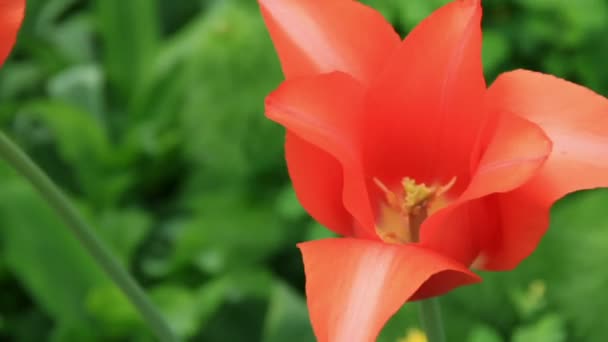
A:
1,0,607,341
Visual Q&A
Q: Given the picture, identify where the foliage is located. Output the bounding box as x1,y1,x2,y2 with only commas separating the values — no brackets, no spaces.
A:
1,0,608,341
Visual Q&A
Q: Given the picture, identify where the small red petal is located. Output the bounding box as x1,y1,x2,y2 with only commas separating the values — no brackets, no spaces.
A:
420,198,497,267
0,0,25,67
420,113,551,266
364,0,485,191
488,70,608,207
299,238,480,342
480,190,550,270
285,134,354,236
462,113,552,200
266,73,375,237
258,0,400,83
477,70,608,269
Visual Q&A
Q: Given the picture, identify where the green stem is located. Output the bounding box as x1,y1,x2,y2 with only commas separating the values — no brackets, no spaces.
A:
418,298,446,342
0,132,178,342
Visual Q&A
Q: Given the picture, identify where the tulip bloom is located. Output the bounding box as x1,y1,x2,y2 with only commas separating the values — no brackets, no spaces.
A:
259,0,608,340
0,0,25,68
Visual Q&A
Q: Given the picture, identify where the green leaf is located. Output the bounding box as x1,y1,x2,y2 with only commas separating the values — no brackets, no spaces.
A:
305,222,338,241
85,284,144,339
168,192,287,274
444,274,518,333
95,208,152,265
195,269,274,331
151,270,274,339
512,315,566,342
396,0,451,30
132,0,284,181
33,0,80,33
0,175,104,331
0,62,45,100
468,325,504,342
154,270,274,339
518,190,608,341
47,64,105,121
275,186,306,221
150,285,201,339
262,282,314,342
46,13,96,64
378,304,419,342
482,29,510,79
95,0,160,98
14,100,132,207
510,280,547,320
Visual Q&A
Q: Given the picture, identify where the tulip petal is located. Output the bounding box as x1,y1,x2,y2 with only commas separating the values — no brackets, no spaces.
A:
266,73,375,237
462,113,552,200
420,113,552,266
488,70,608,207
420,198,496,267
425,191,551,271
0,0,25,66
285,133,353,236
299,238,480,342
258,0,400,83
364,0,485,192
478,189,550,270
476,70,608,270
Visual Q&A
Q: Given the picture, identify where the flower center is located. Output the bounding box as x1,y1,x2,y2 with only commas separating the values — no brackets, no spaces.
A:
374,177,456,244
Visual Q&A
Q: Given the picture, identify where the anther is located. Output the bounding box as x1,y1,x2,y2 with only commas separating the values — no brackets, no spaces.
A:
374,176,457,244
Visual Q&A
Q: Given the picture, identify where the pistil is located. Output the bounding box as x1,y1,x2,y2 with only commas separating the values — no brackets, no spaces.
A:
374,177,456,244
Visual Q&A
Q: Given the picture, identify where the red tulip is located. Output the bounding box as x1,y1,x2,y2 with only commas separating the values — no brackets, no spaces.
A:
0,0,25,67
259,0,608,340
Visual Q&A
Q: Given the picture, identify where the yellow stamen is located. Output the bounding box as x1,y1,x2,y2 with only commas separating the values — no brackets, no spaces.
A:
374,178,401,209
374,177,456,244
402,177,435,210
